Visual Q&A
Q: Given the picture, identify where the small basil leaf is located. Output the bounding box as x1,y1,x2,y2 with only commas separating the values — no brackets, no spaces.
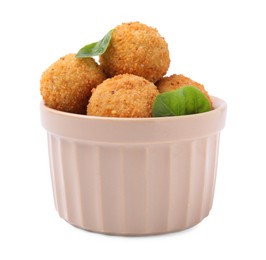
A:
182,86,211,114
152,90,186,117
76,30,113,58
152,86,211,117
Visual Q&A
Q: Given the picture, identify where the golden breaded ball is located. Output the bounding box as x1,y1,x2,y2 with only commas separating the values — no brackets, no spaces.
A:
156,74,212,105
99,22,170,83
40,54,106,114
87,74,159,118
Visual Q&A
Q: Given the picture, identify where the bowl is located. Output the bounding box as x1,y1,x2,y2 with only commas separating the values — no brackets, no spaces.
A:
40,96,227,236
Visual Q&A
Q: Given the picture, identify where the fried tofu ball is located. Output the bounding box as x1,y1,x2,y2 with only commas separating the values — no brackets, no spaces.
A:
99,22,170,83
87,74,159,118
40,54,106,114
156,74,212,105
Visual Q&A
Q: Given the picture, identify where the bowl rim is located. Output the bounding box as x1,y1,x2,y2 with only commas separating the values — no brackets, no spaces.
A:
40,96,226,122
40,96,227,143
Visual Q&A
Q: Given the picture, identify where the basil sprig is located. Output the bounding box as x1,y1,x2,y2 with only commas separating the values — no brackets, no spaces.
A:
76,30,113,58
152,86,211,117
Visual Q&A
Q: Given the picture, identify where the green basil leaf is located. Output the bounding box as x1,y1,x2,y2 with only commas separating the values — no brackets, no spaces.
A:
152,86,211,117
75,30,113,58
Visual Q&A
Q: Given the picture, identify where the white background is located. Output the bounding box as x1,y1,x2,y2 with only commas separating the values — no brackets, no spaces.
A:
0,0,265,259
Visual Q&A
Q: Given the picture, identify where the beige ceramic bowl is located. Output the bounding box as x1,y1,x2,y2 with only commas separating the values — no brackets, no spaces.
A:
40,96,226,236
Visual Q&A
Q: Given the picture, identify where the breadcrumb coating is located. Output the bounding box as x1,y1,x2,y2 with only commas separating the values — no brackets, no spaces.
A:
87,74,159,118
99,22,170,83
40,54,106,114
156,74,212,105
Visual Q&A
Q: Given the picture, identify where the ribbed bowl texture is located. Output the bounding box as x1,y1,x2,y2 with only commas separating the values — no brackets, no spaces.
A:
40,96,227,236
